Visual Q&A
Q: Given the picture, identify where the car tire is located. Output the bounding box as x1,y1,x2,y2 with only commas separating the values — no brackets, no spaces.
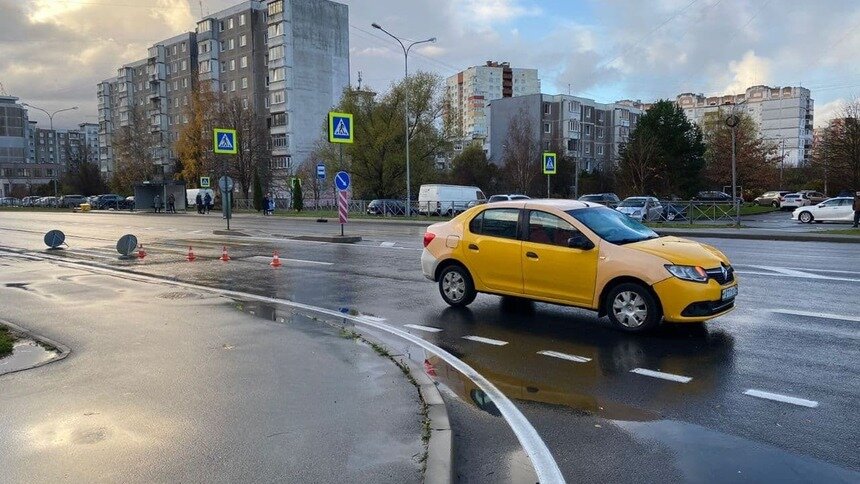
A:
771,201,779,208
438,264,477,307
606,282,661,333
799,211,813,223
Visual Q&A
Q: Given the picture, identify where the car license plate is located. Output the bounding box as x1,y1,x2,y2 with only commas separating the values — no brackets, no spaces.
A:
721,285,738,301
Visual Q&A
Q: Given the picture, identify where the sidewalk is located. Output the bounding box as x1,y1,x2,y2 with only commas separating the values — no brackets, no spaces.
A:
0,257,426,483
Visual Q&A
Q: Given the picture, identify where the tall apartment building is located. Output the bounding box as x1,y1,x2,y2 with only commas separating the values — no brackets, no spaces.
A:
98,0,350,197
676,85,813,166
487,93,642,173
446,61,540,149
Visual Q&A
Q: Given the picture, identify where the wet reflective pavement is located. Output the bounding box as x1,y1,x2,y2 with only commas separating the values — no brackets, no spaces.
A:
1,211,859,482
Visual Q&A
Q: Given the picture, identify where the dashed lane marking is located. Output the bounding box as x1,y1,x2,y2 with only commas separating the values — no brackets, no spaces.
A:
743,389,819,408
404,324,443,333
768,309,860,323
630,368,692,383
380,241,396,247
463,335,508,346
537,350,591,363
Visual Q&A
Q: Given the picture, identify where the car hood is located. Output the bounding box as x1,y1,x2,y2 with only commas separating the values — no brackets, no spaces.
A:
626,236,729,267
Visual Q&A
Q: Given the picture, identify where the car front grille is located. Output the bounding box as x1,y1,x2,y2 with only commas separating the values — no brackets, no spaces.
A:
705,264,734,285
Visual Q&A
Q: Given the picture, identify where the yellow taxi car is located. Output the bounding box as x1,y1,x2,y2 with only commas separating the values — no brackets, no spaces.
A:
421,200,738,332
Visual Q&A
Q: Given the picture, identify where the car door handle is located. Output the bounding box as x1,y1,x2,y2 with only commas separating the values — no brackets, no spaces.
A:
525,251,539,260
468,243,479,251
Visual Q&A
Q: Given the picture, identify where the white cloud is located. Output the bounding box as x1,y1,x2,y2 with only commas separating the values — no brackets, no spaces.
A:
722,51,772,94
814,98,847,128
460,0,541,26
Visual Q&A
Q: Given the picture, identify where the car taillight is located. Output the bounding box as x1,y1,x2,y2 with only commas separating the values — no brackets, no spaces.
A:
423,232,436,248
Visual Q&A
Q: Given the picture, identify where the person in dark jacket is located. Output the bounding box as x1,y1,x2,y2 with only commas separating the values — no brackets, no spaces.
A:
204,192,212,214
853,190,860,228
167,193,176,213
195,193,203,214
262,194,270,216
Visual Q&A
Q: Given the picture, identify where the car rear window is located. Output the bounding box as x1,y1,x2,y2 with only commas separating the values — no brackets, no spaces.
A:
470,208,519,239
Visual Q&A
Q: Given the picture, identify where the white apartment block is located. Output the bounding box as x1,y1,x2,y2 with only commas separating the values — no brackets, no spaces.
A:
446,61,540,149
98,0,349,196
677,85,814,166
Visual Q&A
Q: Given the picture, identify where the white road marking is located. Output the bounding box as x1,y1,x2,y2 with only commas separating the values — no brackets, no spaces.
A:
743,389,819,408
463,335,509,346
404,324,443,333
2,247,565,483
737,265,860,283
768,309,860,323
380,241,396,247
537,350,591,363
630,368,692,383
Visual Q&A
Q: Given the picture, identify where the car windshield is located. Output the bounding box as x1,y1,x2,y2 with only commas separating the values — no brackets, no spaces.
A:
618,198,646,207
568,207,659,245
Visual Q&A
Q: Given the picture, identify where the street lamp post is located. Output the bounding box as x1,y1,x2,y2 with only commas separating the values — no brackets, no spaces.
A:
371,22,435,216
22,103,79,197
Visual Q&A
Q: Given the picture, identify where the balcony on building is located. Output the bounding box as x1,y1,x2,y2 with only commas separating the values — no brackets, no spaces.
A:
147,45,166,64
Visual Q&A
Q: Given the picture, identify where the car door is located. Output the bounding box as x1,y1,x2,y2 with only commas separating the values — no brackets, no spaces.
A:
649,198,663,221
521,210,599,306
814,199,840,220
837,199,855,221
463,208,524,294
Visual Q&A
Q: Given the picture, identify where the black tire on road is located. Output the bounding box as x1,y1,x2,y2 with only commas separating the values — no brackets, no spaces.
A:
772,201,779,207
605,282,661,333
799,211,814,223
438,264,477,307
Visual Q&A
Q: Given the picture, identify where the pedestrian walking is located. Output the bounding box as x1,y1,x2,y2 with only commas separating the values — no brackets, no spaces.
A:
195,193,203,214
153,194,161,213
853,190,860,228
262,194,270,216
204,192,212,214
167,193,176,213
267,193,275,216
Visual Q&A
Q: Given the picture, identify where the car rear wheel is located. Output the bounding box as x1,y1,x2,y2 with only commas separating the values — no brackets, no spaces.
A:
799,211,813,223
438,264,476,307
606,283,660,332
771,201,779,208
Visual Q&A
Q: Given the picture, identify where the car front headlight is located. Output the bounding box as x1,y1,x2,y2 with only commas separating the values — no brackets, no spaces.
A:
665,265,709,283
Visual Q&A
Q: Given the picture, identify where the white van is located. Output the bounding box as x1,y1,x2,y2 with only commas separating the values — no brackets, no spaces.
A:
186,188,215,208
418,184,486,216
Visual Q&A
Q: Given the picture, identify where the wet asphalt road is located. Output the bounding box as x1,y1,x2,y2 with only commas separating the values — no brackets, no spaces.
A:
1,210,858,482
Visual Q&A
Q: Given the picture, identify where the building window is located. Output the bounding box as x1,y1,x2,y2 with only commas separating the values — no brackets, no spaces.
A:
241,77,248,89
173,80,178,90
597,111,604,122
543,103,550,115
198,60,210,73
272,134,288,148
597,127,604,139
174,98,179,108
268,0,283,16
597,145,604,155
229,38,235,50
568,120,578,131
230,59,236,71
221,61,226,72
264,97,269,108
270,112,287,127
543,123,550,134
240,56,248,69
270,67,284,82
219,21,224,32
240,34,247,47
239,13,246,26
183,114,188,123
270,91,284,104
268,23,283,37
181,42,186,52
182,78,188,88
220,41,225,52
269,45,284,60
585,107,592,119
585,144,591,155
183,96,188,106
181,60,187,71
222,83,228,93
242,98,248,109
172,45,177,55
543,141,550,150
227,18,234,29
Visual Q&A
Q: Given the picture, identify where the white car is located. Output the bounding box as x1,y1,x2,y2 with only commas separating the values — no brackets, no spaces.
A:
616,196,663,221
792,197,855,223
780,193,811,210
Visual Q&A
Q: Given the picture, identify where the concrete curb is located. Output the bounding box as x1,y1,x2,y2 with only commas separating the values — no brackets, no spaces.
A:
655,228,860,243
0,319,71,376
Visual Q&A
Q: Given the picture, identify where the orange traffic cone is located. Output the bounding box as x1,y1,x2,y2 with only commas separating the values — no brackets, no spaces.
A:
270,250,282,267
137,244,147,259
186,246,196,262
220,246,230,262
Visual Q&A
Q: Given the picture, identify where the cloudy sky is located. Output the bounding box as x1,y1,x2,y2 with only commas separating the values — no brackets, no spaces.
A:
3,0,859,129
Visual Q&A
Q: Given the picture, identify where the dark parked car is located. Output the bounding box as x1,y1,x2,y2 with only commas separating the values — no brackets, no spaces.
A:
367,199,409,216
94,194,128,209
578,193,621,206
692,191,740,203
662,202,688,221
58,194,87,208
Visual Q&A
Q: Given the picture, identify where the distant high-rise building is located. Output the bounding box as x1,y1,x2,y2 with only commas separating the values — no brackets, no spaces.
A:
98,0,350,197
446,61,540,149
676,85,814,166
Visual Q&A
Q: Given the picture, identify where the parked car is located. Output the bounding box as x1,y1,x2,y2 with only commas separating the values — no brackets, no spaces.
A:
59,194,87,208
693,191,734,202
421,200,738,332
488,194,530,203
21,196,40,207
662,202,688,221
38,196,58,207
418,184,486,216
616,197,663,222
578,193,621,206
94,194,127,209
797,190,827,205
367,199,409,216
0,197,19,206
792,197,855,224
754,190,791,207
780,193,811,210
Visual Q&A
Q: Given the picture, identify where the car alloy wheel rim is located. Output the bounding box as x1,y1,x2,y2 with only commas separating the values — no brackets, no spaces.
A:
442,271,466,302
800,212,811,223
612,291,648,328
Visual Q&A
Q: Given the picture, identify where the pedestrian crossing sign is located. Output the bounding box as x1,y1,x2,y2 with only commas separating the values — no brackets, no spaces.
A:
213,128,238,154
328,112,354,144
543,152,557,175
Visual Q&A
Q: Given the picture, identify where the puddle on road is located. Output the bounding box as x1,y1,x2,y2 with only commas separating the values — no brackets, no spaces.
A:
0,339,59,374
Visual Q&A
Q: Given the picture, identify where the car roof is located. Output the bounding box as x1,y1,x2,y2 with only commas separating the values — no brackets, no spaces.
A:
483,199,593,211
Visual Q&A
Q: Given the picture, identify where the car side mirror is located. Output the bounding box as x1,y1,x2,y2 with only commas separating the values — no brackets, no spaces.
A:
568,233,595,250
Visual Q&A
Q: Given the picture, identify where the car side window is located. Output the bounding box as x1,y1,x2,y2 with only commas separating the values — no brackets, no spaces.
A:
475,208,520,239
528,211,579,247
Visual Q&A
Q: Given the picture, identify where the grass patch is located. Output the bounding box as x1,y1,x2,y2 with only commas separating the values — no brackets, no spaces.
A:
0,326,15,357
819,228,860,235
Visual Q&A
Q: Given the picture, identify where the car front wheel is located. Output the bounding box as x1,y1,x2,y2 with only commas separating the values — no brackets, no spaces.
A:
799,211,813,223
606,283,661,332
438,264,477,307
